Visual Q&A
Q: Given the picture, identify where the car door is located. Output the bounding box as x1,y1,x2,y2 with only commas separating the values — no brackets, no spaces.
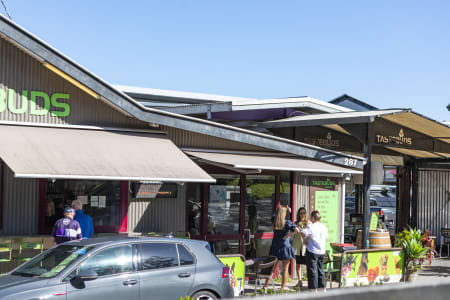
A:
66,244,139,300
137,242,195,300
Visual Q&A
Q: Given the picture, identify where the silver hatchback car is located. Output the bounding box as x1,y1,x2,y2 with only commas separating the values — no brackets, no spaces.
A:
0,237,234,300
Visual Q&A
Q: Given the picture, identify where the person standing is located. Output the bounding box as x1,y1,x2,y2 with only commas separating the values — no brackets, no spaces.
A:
301,210,328,291
51,207,82,244
264,205,299,291
292,207,310,287
72,200,94,239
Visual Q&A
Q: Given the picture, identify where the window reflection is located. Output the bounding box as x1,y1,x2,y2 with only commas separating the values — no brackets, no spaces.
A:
78,245,132,277
187,183,202,236
208,175,240,235
139,243,178,270
245,175,276,234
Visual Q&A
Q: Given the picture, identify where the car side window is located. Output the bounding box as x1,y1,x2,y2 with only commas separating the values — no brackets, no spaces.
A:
177,244,195,266
139,243,179,270
77,244,133,277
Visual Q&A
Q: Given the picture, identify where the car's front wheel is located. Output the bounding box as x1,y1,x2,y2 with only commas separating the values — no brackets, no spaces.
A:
191,290,218,300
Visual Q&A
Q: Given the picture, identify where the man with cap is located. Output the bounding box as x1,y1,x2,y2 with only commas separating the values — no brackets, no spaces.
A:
51,206,82,244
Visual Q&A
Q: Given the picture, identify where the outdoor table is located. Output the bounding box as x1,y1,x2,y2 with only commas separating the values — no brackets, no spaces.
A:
245,259,255,267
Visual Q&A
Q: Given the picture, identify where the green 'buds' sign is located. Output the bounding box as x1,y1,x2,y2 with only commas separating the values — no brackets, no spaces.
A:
0,88,70,117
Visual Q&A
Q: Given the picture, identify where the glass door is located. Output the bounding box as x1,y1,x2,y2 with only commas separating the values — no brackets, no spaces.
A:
244,175,277,260
206,174,243,255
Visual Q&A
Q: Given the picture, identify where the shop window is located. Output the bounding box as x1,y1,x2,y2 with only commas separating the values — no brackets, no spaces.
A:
209,175,240,235
0,161,3,230
245,175,276,234
383,166,397,184
280,171,292,219
45,180,121,230
187,183,202,236
280,172,291,205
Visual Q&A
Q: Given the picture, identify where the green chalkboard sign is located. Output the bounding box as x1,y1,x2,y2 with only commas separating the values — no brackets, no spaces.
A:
315,190,339,253
370,212,379,230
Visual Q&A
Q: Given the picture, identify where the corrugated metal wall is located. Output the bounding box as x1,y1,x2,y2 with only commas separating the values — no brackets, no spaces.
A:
1,166,38,235
294,173,310,213
414,168,450,243
162,126,268,151
0,37,147,129
128,185,186,234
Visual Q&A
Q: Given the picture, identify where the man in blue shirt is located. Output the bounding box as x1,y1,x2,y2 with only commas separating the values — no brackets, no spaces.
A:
72,200,94,239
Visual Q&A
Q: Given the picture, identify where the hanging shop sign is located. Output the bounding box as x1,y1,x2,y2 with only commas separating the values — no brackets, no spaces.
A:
294,126,362,152
311,178,337,190
303,131,340,148
0,88,71,117
376,128,412,146
131,182,178,199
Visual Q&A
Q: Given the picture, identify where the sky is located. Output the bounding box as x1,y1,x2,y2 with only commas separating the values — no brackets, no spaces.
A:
1,1,449,121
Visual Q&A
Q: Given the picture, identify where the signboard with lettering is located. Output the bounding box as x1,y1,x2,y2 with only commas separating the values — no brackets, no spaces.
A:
315,190,339,253
294,126,362,152
0,88,71,117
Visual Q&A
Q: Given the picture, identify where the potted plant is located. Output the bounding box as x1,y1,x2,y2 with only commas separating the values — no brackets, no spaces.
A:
395,227,430,282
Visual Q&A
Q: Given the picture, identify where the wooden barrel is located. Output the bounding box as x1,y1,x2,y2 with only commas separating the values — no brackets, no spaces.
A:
369,231,391,249
355,230,362,249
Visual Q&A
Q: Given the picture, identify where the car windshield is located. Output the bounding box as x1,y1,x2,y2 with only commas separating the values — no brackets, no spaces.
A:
12,244,94,278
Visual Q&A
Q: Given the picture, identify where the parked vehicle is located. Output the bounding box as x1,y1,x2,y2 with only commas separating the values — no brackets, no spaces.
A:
344,185,397,240
0,237,234,300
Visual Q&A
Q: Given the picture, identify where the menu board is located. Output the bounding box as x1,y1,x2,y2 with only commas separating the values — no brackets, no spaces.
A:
315,190,339,253
370,212,379,230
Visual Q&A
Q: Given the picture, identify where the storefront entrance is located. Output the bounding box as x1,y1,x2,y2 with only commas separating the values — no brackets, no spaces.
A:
187,171,292,259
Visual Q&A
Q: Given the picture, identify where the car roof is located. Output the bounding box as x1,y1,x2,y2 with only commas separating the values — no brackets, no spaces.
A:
63,236,208,248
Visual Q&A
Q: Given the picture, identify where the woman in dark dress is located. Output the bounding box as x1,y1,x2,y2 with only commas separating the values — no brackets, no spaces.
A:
264,205,299,291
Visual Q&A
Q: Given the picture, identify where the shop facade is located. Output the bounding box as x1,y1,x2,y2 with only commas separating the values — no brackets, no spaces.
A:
0,14,365,269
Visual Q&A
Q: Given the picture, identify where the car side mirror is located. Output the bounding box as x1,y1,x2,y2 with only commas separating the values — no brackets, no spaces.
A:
78,270,98,281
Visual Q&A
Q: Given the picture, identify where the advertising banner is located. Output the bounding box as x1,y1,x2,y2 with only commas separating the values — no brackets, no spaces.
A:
340,248,405,287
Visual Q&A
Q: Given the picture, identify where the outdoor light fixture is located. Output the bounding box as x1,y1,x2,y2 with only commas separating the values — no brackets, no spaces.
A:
344,174,351,181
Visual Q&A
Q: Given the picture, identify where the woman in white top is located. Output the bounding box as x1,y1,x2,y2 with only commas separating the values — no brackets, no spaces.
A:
301,210,328,291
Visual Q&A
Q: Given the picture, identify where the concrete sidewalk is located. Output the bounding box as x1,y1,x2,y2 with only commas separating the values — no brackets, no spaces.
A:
417,257,450,281
242,257,450,296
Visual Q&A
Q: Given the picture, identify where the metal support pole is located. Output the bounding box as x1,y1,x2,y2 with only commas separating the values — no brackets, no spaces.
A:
362,123,373,249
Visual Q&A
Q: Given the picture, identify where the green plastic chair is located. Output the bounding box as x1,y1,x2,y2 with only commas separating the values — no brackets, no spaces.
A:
324,250,341,288
18,240,44,262
0,240,13,262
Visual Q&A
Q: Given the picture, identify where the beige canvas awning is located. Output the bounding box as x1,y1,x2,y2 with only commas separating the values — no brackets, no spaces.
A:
0,124,214,182
186,150,362,174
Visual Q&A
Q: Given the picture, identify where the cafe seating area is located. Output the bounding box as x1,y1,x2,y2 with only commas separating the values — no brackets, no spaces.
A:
0,236,53,274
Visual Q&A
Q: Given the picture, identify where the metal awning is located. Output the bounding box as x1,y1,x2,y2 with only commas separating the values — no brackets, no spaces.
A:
261,109,450,158
0,125,215,182
186,150,362,174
